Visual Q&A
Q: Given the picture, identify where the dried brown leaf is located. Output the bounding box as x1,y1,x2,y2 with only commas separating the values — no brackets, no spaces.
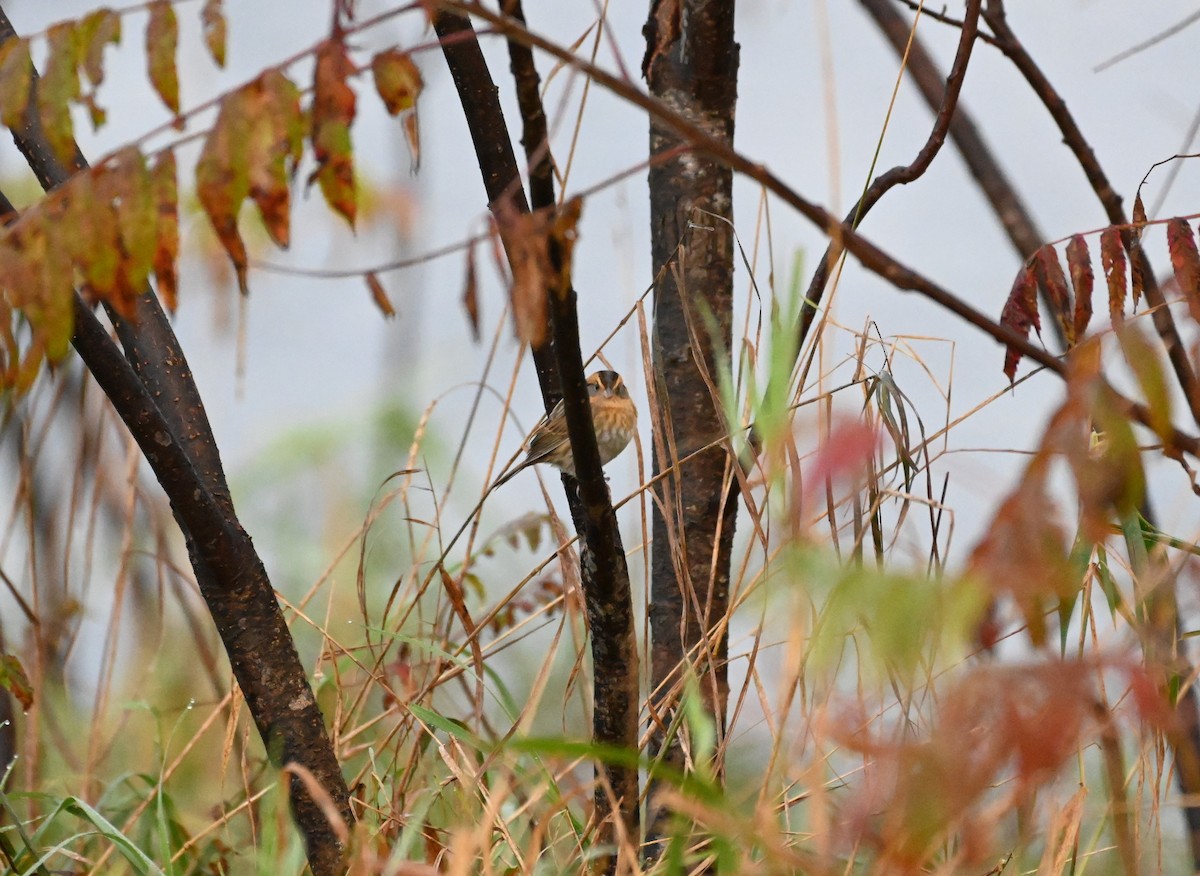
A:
1000,260,1039,381
1066,235,1093,341
497,207,552,347
462,244,479,341
1132,192,1147,242
146,0,180,115
1099,227,1127,323
365,272,395,318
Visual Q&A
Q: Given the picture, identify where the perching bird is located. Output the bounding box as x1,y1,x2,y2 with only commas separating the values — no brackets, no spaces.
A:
494,370,636,488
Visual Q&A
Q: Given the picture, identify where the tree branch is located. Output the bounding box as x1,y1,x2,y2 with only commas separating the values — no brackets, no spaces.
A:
432,6,639,859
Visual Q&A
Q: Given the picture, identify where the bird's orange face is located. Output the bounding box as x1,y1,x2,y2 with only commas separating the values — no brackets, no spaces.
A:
587,370,636,464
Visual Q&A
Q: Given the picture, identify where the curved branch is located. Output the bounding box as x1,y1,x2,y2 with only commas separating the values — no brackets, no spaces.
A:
800,0,983,348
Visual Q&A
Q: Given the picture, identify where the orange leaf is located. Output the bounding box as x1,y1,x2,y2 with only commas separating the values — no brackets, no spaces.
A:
146,0,179,115
0,37,31,130
151,150,178,312
365,272,395,318
1099,227,1126,323
201,0,226,68
999,260,1038,381
1167,217,1200,325
1065,235,1092,341
309,39,357,227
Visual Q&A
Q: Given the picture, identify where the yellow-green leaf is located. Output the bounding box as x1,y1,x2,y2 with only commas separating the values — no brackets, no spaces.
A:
0,37,31,129
38,22,81,166
372,49,422,115
80,7,120,87
201,0,226,67
146,0,179,115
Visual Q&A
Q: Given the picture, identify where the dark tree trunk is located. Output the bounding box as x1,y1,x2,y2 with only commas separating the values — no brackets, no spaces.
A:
643,0,740,855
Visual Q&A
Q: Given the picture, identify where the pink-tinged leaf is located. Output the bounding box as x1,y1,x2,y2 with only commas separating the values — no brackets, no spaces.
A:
309,39,357,227
80,8,120,87
371,49,422,115
146,0,180,115
365,272,395,318
1033,245,1073,347
1000,260,1039,381
38,23,81,166
201,0,226,67
0,37,31,130
1099,227,1126,323
151,150,178,312
1066,235,1093,341
1167,217,1200,326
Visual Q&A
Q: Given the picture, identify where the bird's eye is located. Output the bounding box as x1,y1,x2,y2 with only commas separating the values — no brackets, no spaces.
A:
588,382,600,394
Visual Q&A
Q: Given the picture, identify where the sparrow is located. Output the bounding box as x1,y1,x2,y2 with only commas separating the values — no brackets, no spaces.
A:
494,370,637,487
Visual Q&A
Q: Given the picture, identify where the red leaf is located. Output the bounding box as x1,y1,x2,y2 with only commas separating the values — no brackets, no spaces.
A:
151,150,178,312
201,0,226,68
1099,227,1127,323
1167,217,1200,325
1000,260,1039,381
1066,235,1093,340
365,272,395,318
1033,245,1073,346
309,39,357,227
146,0,180,115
